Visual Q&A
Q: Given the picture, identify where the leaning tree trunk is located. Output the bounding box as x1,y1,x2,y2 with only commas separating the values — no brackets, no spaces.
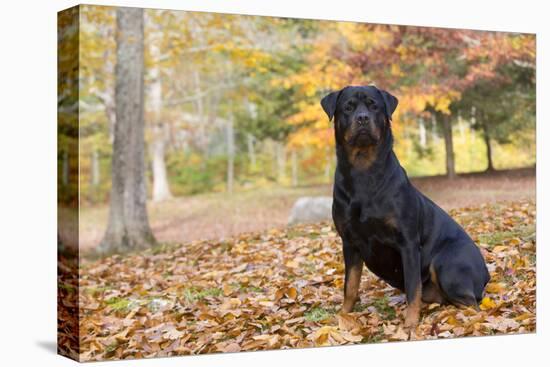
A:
481,115,495,172
99,8,156,254
441,113,456,179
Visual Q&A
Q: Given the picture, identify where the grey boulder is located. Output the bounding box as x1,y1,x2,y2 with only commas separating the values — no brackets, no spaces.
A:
287,196,333,225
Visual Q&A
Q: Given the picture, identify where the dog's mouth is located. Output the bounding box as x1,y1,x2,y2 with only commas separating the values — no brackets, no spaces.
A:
350,128,378,146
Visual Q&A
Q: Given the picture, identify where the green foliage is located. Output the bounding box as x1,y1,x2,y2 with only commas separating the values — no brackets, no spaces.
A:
166,153,223,195
371,295,397,320
304,306,335,322
74,7,535,205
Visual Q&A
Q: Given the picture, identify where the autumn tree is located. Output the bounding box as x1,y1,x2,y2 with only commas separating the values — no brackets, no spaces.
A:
453,54,536,171
99,7,157,254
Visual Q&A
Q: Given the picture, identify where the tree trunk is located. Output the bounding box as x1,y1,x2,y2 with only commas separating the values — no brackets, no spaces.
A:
291,149,298,187
247,133,256,170
99,8,156,254
91,148,100,186
418,118,426,148
149,36,172,202
441,114,456,179
226,115,235,194
193,70,208,154
151,125,172,201
481,116,495,172
62,150,69,186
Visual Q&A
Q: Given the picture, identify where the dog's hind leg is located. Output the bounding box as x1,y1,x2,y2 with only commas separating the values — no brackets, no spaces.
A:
431,244,487,310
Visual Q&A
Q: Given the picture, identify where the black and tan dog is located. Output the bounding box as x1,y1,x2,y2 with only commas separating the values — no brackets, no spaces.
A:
322,85,490,328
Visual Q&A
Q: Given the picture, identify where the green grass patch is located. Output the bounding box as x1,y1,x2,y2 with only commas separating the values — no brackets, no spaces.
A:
104,297,137,313
304,306,335,322
183,287,223,302
244,285,264,293
477,224,535,247
353,302,369,313
105,342,118,354
286,227,308,239
371,296,396,320
150,242,178,255
362,326,385,343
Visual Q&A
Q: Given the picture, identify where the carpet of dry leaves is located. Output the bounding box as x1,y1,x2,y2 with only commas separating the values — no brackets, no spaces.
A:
64,199,535,361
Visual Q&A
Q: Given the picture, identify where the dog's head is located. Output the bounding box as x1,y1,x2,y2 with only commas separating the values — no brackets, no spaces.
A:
321,85,398,168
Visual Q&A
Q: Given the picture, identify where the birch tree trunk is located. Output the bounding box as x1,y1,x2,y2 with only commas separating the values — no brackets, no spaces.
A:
418,118,426,148
149,36,172,202
441,114,456,179
226,115,235,194
99,8,156,254
247,133,256,170
193,70,208,154
151,125,172,201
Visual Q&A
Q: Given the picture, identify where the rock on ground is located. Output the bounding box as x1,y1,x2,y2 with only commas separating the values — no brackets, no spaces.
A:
288,196,333,225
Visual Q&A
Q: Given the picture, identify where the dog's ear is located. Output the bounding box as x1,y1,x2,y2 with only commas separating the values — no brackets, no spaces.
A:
377,88,398,121
320,89,342,122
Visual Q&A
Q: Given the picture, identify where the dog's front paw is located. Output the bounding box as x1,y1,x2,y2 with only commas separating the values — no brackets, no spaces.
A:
404,311,419,329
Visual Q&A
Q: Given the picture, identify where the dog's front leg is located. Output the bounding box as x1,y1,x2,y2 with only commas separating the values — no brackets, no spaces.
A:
342,242,363,313
401,246,422,328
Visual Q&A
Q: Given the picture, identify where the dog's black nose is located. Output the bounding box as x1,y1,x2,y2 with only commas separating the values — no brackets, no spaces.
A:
355,113,369,125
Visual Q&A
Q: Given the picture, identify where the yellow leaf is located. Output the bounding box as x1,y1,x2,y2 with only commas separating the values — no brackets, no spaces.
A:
220,298,241,310
480,297,496,310
313,326,335,346
274,288,285,302
492,245,508,253
485,282,505,294
514,312,532,321
446,315,459,326
223,283,233,296
285,287,298,300
285,260,299,268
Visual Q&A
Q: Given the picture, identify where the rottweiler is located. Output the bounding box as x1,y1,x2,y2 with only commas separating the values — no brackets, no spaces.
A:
321,85,490,328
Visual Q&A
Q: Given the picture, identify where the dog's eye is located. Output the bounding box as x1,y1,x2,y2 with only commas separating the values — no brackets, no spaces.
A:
367,99,378,110
344,104,354,113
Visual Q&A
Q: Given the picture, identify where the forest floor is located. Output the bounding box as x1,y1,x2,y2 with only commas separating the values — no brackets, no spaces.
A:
66,198,536,361
79,167,535,251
